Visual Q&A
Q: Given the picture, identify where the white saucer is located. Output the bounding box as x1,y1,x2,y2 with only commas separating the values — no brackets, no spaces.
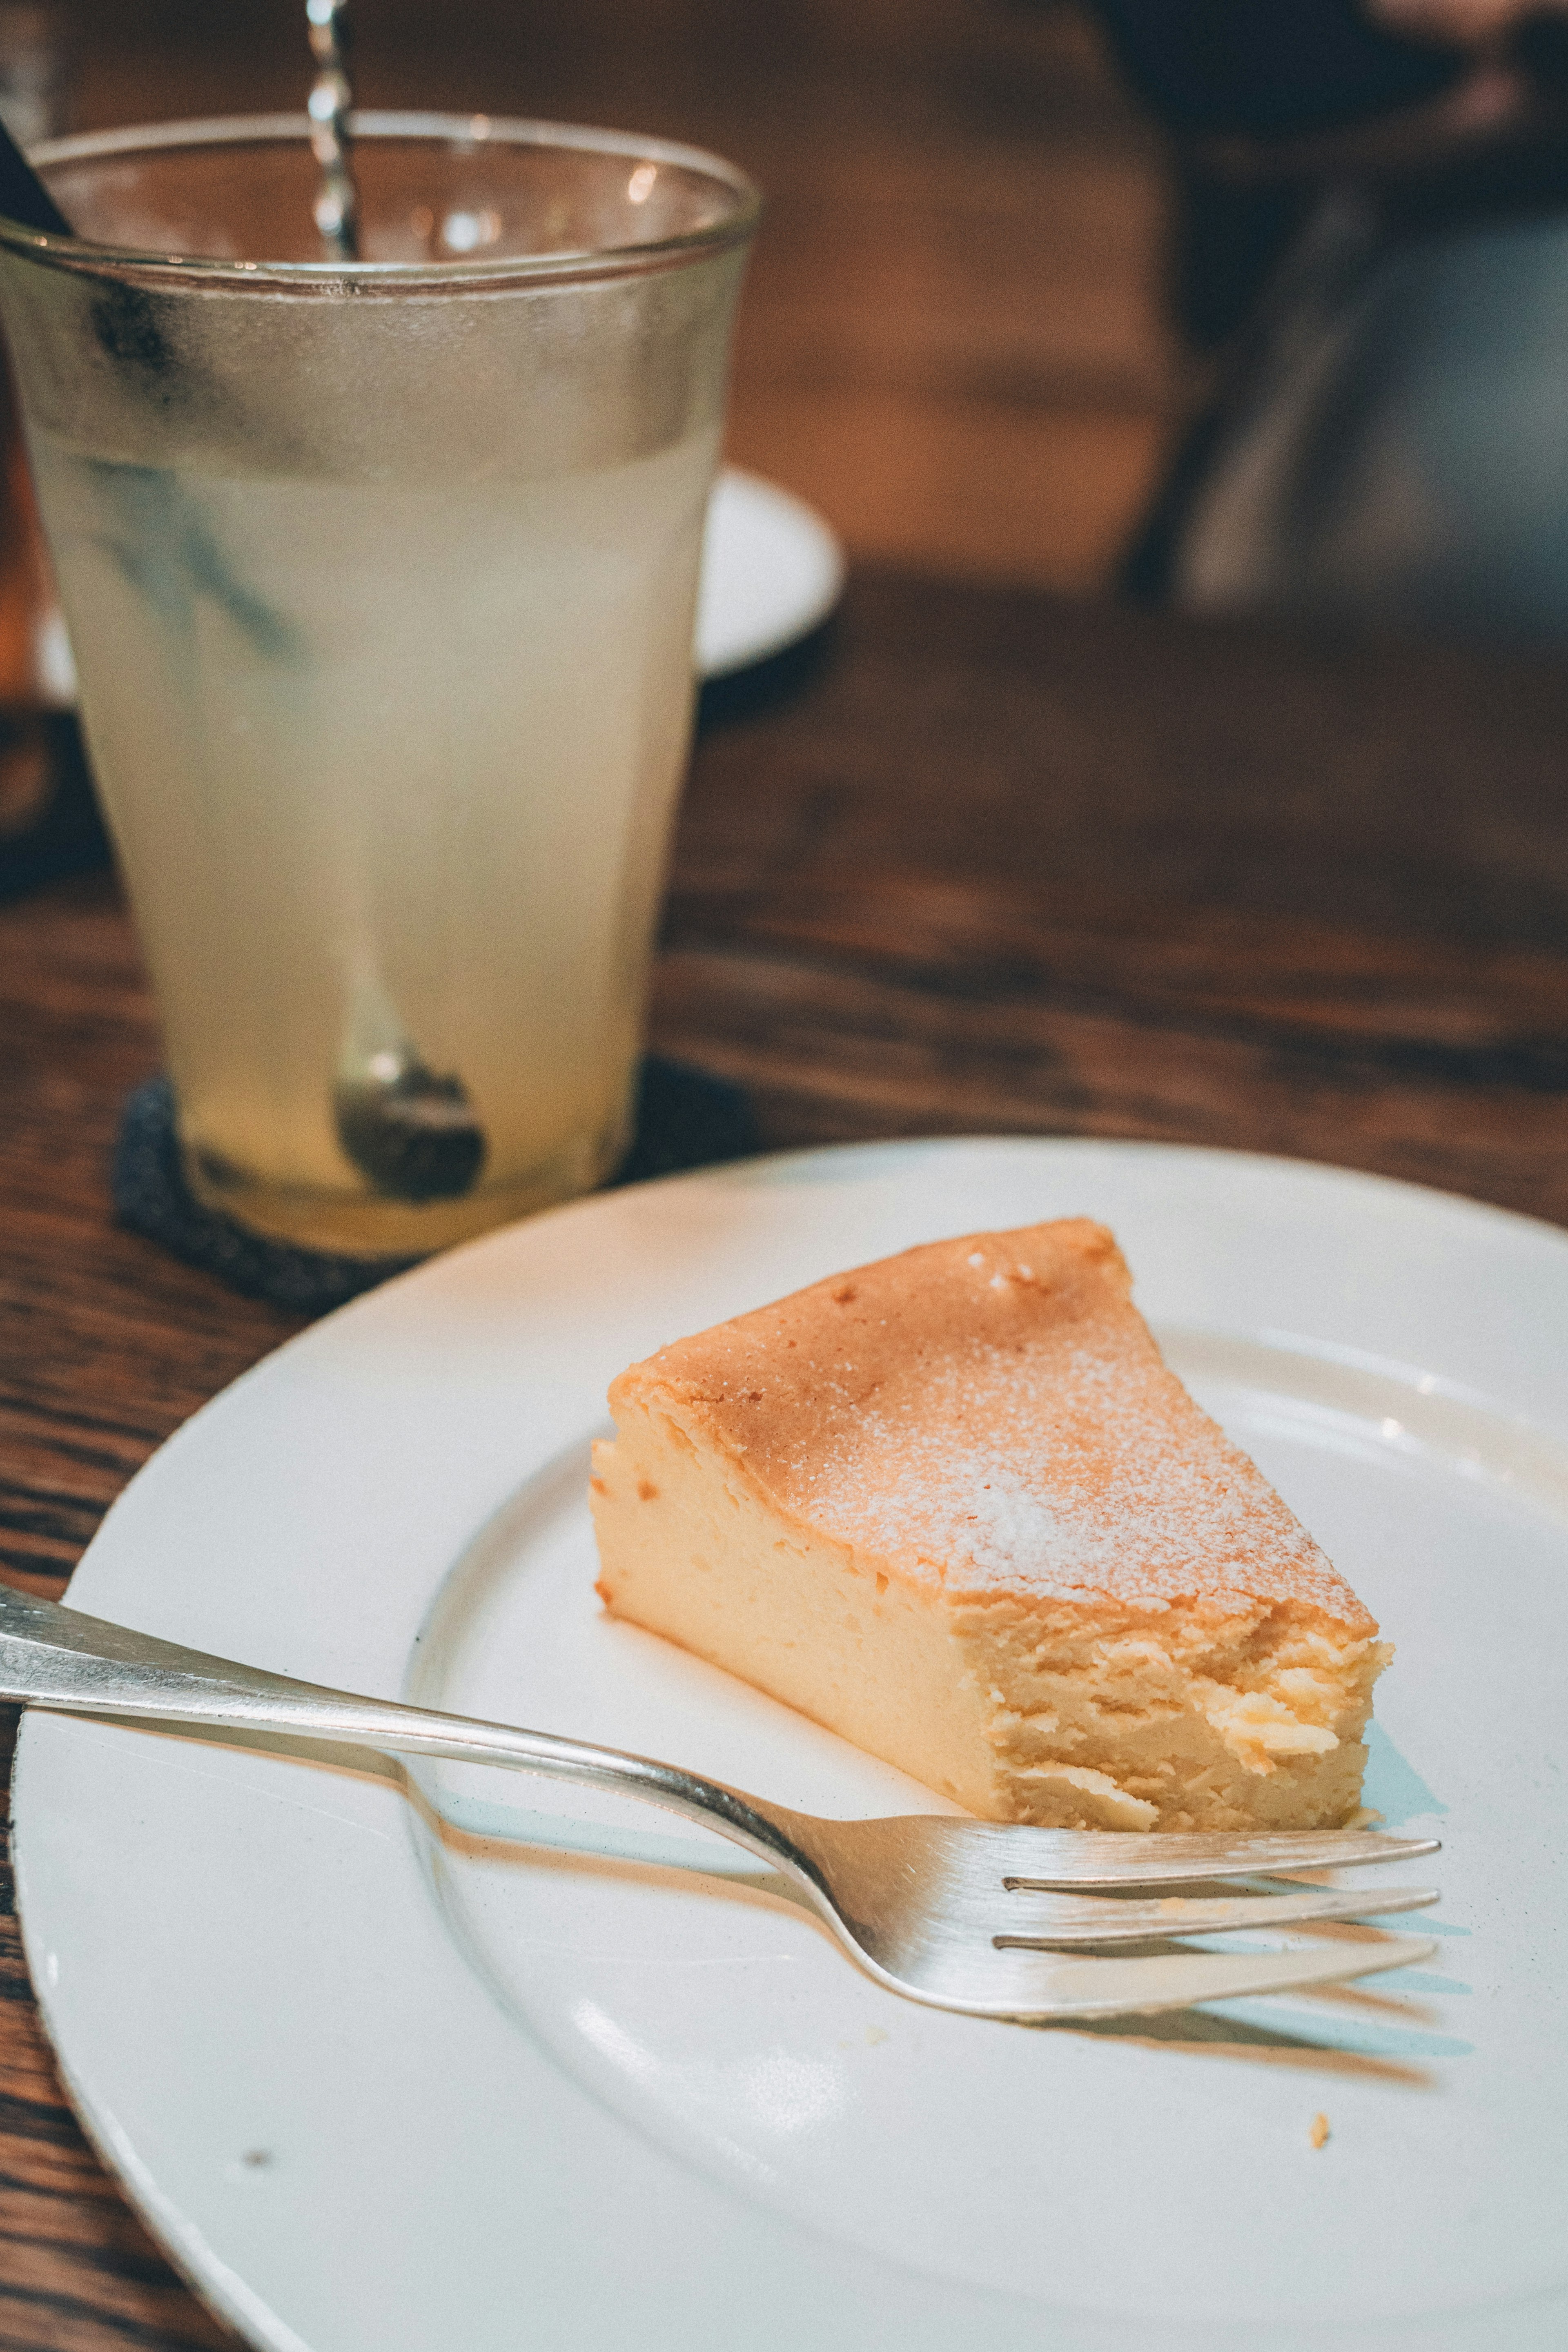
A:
12,1139,1568,2352
696,466,845,677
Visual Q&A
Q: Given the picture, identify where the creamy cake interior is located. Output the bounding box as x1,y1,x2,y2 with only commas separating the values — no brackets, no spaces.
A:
590,1219,1390,1829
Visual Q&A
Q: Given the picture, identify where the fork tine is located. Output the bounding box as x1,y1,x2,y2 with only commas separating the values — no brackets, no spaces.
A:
960,1930,1438,2021
993,1881,1439,1948
987,1826,1441,1889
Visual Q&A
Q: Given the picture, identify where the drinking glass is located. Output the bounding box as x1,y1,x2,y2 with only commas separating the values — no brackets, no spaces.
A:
0,112,757,1253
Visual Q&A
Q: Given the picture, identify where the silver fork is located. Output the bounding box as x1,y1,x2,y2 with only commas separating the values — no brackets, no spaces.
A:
0,1586,1439,2022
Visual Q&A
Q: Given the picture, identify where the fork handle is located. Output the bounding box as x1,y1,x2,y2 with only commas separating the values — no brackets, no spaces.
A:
0,1586,820,1887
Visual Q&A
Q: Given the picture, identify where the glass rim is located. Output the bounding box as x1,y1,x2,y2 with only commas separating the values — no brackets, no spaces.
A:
0,109,762,292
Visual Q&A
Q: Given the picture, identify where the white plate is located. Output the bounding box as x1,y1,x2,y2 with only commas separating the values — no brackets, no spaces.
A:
696,467,844,677
13,1139,1568,2352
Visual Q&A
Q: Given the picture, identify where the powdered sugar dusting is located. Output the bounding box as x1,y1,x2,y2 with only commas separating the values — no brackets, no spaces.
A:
795,1342,1332,1607
617,1219,1373,1624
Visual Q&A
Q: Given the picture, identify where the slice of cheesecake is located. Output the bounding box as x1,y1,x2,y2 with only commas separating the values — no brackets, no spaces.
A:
590,1219,1390,1830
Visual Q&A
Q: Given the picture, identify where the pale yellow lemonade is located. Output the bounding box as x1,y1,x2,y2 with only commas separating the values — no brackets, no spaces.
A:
32,422,719,1248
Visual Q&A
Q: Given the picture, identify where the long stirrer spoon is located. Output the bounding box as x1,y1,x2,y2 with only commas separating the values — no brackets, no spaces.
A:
307,0,361,259
300,0,487,1196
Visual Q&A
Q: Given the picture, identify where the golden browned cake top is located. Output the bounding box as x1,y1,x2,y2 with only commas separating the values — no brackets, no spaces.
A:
610,1218,1375,1628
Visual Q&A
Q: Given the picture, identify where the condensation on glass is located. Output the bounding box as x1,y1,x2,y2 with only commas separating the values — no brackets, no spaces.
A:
0,113,758,1252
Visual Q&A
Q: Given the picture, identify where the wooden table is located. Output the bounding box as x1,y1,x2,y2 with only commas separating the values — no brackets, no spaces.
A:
3,570,1568,2343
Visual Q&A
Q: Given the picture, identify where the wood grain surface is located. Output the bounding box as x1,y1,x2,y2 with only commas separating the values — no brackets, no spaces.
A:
4,568,1568,2344
670,582,1568,1220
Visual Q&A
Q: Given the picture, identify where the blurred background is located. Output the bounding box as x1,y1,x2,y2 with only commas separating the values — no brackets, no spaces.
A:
7,0,1568,891
1,0,1200,891
6,2,1561,635
11,1,1188,596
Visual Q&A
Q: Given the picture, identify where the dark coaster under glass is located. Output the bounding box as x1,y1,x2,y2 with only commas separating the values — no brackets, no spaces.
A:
113,1058,759,1316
